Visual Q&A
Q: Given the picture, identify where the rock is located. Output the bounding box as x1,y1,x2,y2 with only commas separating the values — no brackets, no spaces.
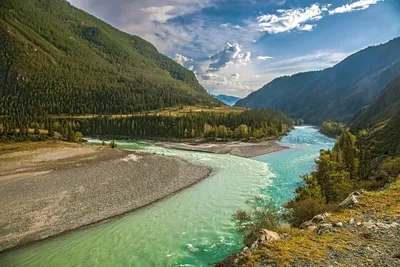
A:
300,220,314,229
376,222,390,229
312,214,324,222
349,218,355,224
318,223,333,234
242,246,250,254
312,212,330,223
357,222,362,226
320,223,333,228
363,221,377,229
334,222,343,227
307,225,318,231
259,229,281,243
339,192,359,208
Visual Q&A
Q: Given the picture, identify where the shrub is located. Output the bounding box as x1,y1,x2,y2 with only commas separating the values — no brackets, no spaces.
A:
284,197,335,227
232,196,282,246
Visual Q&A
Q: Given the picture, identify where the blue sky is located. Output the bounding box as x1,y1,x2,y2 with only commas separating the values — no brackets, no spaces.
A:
68,0,400,97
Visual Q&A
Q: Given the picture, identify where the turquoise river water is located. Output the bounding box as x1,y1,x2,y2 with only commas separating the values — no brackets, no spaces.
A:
0,126,334,267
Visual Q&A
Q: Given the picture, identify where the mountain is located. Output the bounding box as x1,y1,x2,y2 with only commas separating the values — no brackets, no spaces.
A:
211,94,241,106
351,75,400,156
0,0,218,117
236,38,400,123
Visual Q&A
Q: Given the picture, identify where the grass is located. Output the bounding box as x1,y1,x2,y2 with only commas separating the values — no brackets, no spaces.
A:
328,179,400,222
236,179,400,267
51,105,247,119
0,140,81,154
239,229,357,267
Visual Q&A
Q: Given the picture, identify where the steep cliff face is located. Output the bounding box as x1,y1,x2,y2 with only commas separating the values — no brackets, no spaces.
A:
236,38,400,123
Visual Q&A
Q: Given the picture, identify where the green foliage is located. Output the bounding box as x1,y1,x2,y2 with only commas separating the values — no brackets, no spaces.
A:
1,109,296,143
320,121,346,138
0,0,218,119
288,126,400,227
232,196,282,246
110,140,117,148
350,75,400,157
375,157,400,185
51,109,295,140
285,198,335,227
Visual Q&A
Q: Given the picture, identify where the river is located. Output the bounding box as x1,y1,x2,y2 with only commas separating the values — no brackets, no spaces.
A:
0,126,334,267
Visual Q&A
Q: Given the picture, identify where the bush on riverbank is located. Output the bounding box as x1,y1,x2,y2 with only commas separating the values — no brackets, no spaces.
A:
232,129,400,235
232,197,283,246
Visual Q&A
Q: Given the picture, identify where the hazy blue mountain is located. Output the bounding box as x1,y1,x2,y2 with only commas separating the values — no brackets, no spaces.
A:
236,38,400,123
212,94,241,106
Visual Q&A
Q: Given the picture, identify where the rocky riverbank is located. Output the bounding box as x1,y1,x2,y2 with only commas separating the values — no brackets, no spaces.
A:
217,180,400,266
0,141,212,252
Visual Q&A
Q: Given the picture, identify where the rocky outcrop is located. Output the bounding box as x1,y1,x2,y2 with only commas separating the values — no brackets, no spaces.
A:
216,229,281,267
217,182,400,267
339,191,363,208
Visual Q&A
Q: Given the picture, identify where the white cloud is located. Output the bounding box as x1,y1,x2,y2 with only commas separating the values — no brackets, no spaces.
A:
256,1,383,34
257,4,324,34
231,73,240,80
140,6,177,23
329,0,383,15
257,56,274,60
298,24,315,31
220,23,242,29
260,52,351,74
208,43,251,71
202,71,220,80
174,53,192,66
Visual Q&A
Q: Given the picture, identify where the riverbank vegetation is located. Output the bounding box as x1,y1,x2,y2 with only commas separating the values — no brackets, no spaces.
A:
319,121,346,138
227,129,400,266
1,108,302,143
233,128,400,233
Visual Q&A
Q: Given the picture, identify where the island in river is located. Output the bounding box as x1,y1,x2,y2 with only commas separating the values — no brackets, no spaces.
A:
0,139,285,253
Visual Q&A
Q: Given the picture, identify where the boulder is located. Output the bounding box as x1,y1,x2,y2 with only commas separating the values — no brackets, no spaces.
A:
312,212,331,223
334,222,343,227
339,192,360,208
300,220,314,229
363,221,377,229
307,225,318,231
259,229,281,243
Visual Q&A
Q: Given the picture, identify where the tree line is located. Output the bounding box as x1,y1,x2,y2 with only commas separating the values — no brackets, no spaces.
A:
286,129,400,226
0,109,303,142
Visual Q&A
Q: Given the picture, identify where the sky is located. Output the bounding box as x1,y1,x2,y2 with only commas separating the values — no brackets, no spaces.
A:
67,0,400,97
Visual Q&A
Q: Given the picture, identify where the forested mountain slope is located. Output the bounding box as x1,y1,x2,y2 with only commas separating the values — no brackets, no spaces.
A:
0,0,218,118
351,75,400,156
236,38,400,123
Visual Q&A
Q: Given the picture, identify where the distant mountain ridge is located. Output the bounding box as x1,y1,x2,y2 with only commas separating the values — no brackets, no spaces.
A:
236,38,400,123
211,94,241,106
0,0,218,117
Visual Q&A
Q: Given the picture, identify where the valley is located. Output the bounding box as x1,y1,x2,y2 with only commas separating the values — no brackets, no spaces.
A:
0,0,399,266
